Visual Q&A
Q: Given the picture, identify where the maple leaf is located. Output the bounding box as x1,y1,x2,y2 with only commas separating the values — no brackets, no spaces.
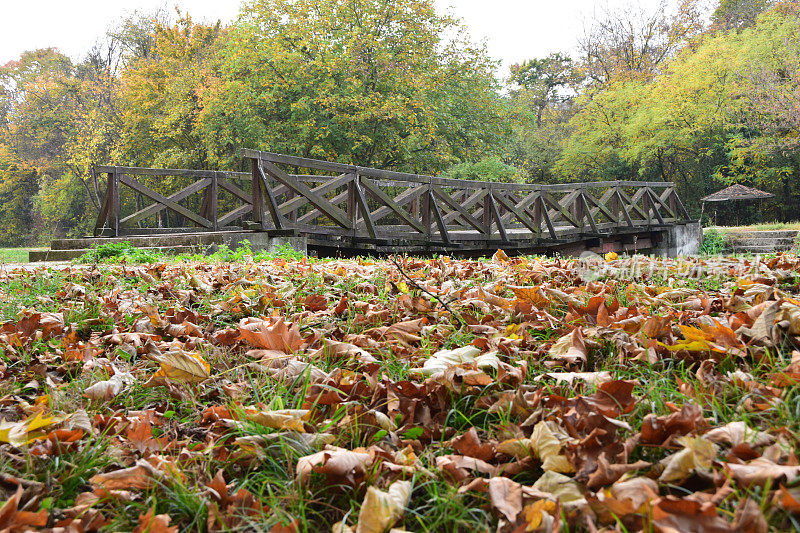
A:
509,285,552,308
133,508,177,533
0,485,48,530
238,317,305,352
296,447,373,487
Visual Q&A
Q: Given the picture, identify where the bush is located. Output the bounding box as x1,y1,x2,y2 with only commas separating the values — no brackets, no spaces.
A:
700,228,728,255
443,157,522,183
77,239,307,264
77,241,165,263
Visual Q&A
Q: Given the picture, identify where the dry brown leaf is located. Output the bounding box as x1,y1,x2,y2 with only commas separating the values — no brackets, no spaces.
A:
133,508,178,533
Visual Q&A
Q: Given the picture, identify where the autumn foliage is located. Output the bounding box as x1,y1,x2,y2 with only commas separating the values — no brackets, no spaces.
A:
1,251,800,530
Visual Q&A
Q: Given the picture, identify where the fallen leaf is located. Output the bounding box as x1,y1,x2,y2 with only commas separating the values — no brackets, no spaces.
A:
354,480,412,533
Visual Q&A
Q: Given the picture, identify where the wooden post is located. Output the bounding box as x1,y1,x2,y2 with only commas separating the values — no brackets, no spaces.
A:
251,159,264,229
347,180,356,230
111,169,120,237
669,189,677,220
533,190,542,240
482,186,492,237
210,173,219,230
422,183,431,238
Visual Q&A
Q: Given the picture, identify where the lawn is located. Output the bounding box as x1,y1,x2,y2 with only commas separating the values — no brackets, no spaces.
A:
0,251,799,531
712,221,800,232
0,247,35,263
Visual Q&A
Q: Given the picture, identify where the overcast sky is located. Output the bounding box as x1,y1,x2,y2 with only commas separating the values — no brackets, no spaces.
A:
0,0,664,75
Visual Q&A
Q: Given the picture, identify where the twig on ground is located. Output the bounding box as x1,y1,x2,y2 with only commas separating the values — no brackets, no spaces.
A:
389,255,464,329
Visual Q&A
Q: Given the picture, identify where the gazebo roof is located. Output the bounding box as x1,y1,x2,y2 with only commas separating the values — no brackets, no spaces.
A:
700,184,775,202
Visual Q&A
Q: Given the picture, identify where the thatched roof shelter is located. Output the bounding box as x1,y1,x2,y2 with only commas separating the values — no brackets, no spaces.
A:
700,184,774,203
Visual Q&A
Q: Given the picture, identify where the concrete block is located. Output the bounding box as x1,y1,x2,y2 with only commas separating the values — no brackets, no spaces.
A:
655,221,701,257
220,232,307,256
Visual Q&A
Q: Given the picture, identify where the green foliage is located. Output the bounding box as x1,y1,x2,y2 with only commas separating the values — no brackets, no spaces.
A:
77,241,165,263
557,7,800,219
76,239,307,264
0,146,39,245
700,228,729,255
443,157,521,183
199,0,507,172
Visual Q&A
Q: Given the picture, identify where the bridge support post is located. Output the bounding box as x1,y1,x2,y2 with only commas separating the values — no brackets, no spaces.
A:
653,221,701,257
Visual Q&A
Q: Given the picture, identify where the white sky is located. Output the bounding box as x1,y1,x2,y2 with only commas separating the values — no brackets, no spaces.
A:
0,0,664,75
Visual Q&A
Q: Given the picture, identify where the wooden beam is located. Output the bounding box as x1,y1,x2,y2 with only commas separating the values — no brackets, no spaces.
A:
428,190,451,244
360,177,426,234
440,188,486,228
122,178,212,226
257,162,285,230
218,178,253,205
260,160,351,229
581,193,599,233
93,172,113,235
111,169,120,236
119,174,212,228
369,185,428,224
487,193,508,241
218,204,253,227
539,195,558,239
432,186,486,233
354,177,377,239
492,192,540,236
646,189,666,224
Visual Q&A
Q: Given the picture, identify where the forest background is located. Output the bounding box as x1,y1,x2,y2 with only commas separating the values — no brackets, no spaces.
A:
1,0,798,245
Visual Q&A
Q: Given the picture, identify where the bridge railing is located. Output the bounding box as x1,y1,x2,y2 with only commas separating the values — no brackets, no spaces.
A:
93,165,255,236
242,149,690,245
92,152,690,243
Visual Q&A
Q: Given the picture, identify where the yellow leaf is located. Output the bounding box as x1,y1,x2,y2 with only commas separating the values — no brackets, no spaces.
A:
26,412,54,432
245,408,309,432
355,480,412,533
497,421,574,473
532,471,584,502
493,249,510,262
523,499,557,531
659,436,716,482
152,351,210,383
0,412,57,446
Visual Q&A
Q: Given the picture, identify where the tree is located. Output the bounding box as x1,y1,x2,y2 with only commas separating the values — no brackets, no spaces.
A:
578,0,705,86
559,3,800,219
117,13,222,169
712,0,775,30
509,53,578,127
198,0,506,172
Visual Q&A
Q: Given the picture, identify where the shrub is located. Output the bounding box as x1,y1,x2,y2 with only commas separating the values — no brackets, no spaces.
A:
77,241,165,263
700,228,728,255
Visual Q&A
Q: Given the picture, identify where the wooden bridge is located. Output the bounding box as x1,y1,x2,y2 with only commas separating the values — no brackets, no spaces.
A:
34,150,696,261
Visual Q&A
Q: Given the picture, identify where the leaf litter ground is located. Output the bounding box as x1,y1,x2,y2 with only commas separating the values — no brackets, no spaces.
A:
1,252,800,531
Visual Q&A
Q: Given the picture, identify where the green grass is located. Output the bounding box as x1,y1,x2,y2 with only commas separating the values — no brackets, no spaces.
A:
0,247,36,263
74,239,307,264
715,221,800,231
